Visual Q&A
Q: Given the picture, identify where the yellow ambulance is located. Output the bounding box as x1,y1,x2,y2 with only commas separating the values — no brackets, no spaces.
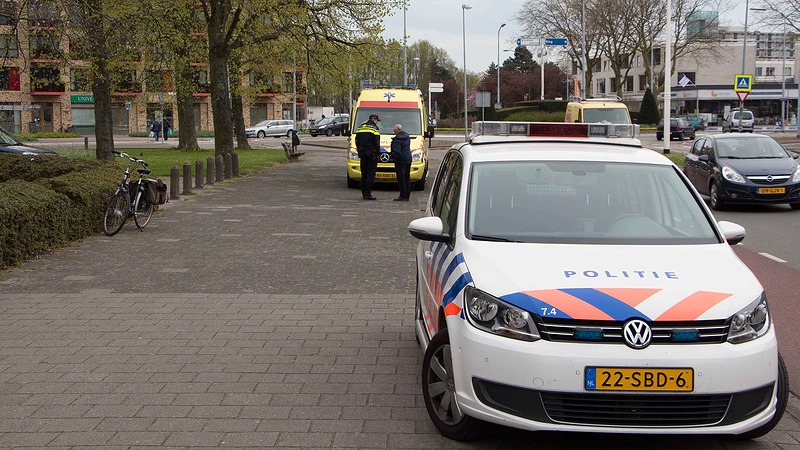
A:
564,97,631,124
346,86,433,190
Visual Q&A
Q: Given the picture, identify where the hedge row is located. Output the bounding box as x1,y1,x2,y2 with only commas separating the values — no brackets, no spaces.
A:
0,154,119,270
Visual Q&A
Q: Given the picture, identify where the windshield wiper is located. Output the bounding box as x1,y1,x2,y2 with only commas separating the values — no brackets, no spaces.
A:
471,234,521,242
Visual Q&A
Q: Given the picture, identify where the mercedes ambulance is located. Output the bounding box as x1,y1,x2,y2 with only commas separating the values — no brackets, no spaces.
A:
346,86,433,191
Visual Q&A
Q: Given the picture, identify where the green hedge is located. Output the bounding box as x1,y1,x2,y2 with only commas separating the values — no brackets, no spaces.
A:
0,154,119,270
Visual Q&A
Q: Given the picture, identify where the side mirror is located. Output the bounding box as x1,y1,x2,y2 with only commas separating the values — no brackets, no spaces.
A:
698,154,709,162
409,216,449,243
718,220,746,245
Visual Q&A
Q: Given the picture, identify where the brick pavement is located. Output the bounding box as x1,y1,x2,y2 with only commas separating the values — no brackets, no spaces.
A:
2,143,800,449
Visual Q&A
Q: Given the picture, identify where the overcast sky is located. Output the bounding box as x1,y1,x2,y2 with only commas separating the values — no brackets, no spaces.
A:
382,0,749,75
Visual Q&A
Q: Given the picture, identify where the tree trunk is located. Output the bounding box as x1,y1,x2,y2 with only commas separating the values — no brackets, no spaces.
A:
175,59,200,150
209,46,234,156
231,92,250,149
92,64,115,160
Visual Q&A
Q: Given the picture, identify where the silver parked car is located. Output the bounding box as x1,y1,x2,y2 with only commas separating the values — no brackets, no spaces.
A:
245,119,295,138
722,110,754,133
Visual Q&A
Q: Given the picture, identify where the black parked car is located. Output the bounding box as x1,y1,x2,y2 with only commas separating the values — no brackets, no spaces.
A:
0,126,58,156
656,117,696,141
309,115,349,137
683,134,800,210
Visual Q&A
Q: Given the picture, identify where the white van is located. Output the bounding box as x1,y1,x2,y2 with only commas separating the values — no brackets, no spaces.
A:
722,110,755,133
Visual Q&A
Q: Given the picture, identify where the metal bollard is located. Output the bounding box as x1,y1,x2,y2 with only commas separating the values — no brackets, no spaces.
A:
215,155,224,181
231,152,240,177
170,166,180,200
84,136,88,150
182,162,192,195
206,157,214,185
195,160,204,189
224,153,232,179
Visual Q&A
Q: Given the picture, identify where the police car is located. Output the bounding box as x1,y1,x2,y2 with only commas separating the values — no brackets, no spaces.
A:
409,121,787,441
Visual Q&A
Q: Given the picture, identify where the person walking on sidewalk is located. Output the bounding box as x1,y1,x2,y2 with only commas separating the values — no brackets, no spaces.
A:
391,123,412,201
162,119,171,142
151,119,162,142
355,114,381,200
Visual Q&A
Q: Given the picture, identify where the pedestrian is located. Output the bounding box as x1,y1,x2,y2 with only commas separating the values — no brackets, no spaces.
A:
355,114,381,200
391,123,412,201
151,118,162,142
162,119,170,142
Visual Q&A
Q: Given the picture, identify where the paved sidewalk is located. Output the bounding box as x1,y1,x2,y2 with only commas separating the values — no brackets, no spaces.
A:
2,144,800,449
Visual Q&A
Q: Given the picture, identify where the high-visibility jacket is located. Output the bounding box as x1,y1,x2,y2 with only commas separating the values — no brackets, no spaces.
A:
355,121,380,157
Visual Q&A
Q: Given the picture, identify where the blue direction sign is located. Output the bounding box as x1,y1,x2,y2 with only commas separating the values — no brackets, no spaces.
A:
544,37,568,46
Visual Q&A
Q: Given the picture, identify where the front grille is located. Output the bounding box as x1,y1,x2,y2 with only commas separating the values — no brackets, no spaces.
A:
535,317,729,344
541,392,730,426
747,175,791,185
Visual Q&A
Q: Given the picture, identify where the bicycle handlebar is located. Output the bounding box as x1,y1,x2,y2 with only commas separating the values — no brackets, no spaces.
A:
112,151,148,167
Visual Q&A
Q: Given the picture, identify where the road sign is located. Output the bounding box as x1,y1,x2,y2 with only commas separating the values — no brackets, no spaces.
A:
516,38,540,46
734,74,752,93
429,82,444,93
476,92,491,108
736,92,750,103
544,37,568,46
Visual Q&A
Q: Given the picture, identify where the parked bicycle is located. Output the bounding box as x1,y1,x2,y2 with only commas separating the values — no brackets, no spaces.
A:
102,151,157,236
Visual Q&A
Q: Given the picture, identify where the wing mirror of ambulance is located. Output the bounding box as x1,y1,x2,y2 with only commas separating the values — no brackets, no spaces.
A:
409,216,450,243
718,221,746,245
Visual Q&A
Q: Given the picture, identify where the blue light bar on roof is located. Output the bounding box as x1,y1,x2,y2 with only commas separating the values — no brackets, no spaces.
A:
471,121,639,139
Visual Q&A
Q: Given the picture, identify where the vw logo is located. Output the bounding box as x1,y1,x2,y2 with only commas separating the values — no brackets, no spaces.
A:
766,175,774,182
378,153,392,163
623,319,652,349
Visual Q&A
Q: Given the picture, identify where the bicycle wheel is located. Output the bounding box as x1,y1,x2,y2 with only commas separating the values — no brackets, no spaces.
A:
102,192,129,236
133,191,154,230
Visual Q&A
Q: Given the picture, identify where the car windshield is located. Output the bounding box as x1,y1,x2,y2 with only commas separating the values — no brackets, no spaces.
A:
0,126,20,145
354,108,422,135
716,136,790,159
253,120,270,127
315,117,334,126
583,107,631,124
467,161,718,245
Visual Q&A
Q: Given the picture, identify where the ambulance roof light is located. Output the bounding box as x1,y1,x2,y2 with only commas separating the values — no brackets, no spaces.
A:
471,121,640,139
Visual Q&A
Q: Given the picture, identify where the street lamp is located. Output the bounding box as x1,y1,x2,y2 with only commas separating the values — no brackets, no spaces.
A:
403,1,408,85
413,57,420,84
462,4,471,141
738,0,755,129
496,23,506,109
538,46,547,100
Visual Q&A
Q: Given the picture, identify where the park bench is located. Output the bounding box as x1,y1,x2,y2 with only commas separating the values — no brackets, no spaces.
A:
282,129,305,161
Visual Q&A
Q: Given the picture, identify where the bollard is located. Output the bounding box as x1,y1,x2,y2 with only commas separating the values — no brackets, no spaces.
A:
231,152,240,177
84,136,88,150
182,162,192,195
206,156,214,185
195,159,204,189
215,155,224,181
170,166,180,200
224,153,232,179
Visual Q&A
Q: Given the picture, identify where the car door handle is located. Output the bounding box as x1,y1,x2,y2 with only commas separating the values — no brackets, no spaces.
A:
424,251,433,260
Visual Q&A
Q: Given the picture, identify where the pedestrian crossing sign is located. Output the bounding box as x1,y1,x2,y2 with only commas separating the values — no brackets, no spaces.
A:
734,74,752,93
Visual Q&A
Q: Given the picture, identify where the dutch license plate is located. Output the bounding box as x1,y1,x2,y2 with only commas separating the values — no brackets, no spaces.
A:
585,367,693,392
758,187,785,194
376,173,395,179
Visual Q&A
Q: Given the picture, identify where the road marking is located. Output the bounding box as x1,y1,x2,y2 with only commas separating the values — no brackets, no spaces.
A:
759,252,787,263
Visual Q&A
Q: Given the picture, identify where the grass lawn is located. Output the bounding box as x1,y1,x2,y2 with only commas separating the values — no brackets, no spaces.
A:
56,147,289,178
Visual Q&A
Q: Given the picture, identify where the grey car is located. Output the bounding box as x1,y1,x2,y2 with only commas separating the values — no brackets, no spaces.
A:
245,119,295,138
722,110,754,133
0,126,58,156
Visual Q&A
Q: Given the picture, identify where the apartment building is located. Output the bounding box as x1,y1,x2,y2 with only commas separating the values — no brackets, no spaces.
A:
586,18,798,126
0,1,305,135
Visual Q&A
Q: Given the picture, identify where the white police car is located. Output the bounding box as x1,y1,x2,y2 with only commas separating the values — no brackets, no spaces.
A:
409,121,787,440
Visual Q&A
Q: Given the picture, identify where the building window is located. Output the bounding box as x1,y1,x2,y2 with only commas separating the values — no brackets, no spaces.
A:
653,48,662,66
70,68,90,91
0,1,16,26
28,0,60,27
610,78,617,93
766,67,775,76
598,79,606,94
639,74,648,91
756,67,763,76
625,76,634,92
0,34,18,58
30,33,59,59
0,67,20,90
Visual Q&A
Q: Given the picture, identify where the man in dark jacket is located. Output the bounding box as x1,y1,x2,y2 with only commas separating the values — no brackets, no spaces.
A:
391,123,412,201
355,114,381,200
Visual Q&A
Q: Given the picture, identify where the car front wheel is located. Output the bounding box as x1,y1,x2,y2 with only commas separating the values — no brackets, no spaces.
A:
257,131,265,138
422,328,487,441
710,182,726,211
326,129,333,136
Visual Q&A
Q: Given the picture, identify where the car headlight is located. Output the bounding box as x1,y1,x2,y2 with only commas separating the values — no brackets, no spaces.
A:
464,286,540,342
792,165,800,183
349,150,360,161
722,166,746,184
411,150,423,162
727,293,770,344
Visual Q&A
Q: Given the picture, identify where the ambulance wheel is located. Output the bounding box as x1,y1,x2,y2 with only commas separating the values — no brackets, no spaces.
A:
734,353,788,439
413,165,427,191
422,329,487,441
347,174,359,189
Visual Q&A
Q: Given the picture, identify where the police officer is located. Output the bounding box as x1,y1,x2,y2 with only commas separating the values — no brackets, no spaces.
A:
355,114,381,200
